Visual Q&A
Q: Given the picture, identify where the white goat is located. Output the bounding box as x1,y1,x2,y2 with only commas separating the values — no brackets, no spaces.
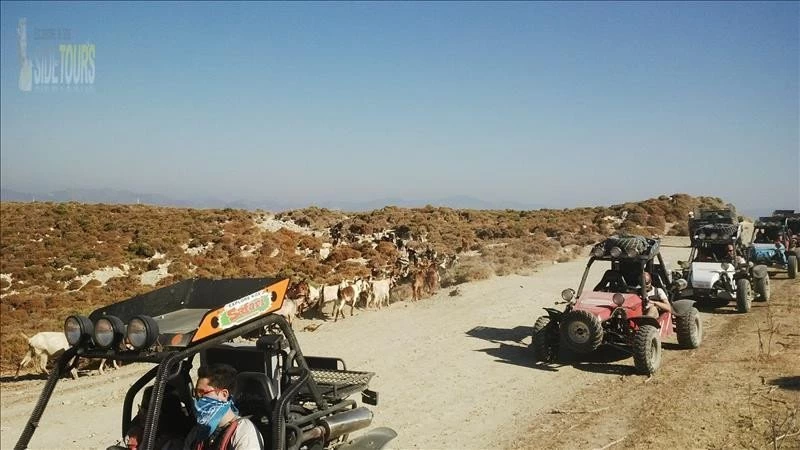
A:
16,332,77,379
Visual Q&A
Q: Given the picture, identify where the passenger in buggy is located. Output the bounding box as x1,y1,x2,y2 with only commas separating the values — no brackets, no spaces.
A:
773,236,788,265
642,272,672,319
183,363,264,450
725,244,746,265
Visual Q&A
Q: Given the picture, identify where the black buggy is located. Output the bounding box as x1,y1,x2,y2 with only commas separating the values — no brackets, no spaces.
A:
14,277,396,450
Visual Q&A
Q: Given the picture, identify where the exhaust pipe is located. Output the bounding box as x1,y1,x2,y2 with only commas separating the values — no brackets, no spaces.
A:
322,407,374,441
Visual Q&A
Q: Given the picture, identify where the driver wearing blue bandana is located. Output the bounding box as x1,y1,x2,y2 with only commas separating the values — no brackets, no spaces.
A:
184,364,263,450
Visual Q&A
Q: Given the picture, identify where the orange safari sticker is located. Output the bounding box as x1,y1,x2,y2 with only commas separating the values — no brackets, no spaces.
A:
192,279,288,342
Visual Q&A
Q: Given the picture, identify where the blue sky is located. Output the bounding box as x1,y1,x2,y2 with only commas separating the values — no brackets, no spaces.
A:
1,1,798,212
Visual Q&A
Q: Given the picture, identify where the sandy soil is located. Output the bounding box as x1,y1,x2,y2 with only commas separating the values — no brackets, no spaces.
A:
2,236,797,450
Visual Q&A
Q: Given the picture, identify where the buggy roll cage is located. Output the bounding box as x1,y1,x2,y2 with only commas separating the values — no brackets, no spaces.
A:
575,237,673,302
14,277,364,450
752,217,790,243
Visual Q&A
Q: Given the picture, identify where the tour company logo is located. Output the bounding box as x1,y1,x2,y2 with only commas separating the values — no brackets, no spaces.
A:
17,17,96,93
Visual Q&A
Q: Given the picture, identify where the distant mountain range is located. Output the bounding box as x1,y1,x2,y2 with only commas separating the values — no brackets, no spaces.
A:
0,188,549,212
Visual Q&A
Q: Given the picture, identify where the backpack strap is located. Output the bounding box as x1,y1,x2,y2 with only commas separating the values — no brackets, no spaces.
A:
194,418,239,450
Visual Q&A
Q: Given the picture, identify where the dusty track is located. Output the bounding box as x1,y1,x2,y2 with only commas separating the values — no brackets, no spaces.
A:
1,236,797,449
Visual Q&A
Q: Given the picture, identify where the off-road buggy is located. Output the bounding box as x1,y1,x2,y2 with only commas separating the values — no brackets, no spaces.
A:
530,235,701,375
14,277,396,450
748,216,797,279
675,222,770,313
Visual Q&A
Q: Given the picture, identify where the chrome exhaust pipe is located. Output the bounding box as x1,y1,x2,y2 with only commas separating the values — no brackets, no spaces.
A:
322,407,374,440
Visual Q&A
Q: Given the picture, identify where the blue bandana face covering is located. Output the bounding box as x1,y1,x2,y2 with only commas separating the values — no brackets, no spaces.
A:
193,396,237,440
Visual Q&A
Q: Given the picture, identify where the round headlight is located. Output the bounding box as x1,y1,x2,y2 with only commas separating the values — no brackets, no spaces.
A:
126,315,159,350
561,288,576,301
609,246,622,258
612,293,625,306
64,315,93,347
710,232,719,240
591,246,606,258
625,247,639,257
721,234,730,240
93,316,125,349
698,233,706,240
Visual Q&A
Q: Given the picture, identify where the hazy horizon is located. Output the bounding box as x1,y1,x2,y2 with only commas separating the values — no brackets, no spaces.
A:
1,2,798,213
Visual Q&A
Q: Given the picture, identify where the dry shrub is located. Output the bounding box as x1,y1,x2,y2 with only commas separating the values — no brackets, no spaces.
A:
445,258,492,285
325,247,362,264
169,261,191,278
147,258,165,271
82,279,102,290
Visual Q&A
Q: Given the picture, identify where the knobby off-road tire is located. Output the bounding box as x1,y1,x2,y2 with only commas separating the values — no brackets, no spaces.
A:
736,278,751,313
754,276,770,302
788,255,798,279
559,310,603,354
632,325,662,375
675,307,702,349
612,236,648,255
530,316,556,362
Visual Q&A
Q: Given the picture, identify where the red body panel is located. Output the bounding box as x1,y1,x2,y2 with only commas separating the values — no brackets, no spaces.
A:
573,291,673,338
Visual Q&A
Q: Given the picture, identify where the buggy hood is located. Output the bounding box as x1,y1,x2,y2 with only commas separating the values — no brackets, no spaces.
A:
690,262,734,289
574,292,644,318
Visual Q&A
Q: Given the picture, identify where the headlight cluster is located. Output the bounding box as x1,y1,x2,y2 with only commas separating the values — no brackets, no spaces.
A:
64,315,159,351
592,244,642,258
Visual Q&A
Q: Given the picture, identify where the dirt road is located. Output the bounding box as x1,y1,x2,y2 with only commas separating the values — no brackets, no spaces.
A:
2,236,797,449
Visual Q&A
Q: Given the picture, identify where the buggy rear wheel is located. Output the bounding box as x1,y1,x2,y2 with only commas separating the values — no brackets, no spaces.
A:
754,276,770,302
736,278,751,313
632,325,661,375
530,316,557,362
675,307,702,349
788,255,797,279
559,310,603,354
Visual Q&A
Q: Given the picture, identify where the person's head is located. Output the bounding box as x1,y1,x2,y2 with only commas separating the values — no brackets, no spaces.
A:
194,363,237,403
192,364,239,440
727,244,736,257
643,272,652,289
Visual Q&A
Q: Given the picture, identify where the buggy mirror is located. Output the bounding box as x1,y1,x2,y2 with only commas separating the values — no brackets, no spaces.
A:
560,288,575,301
678,260,689,269
721,262,731,271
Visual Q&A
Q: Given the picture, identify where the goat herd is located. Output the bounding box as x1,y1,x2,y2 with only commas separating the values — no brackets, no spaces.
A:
281,257,448,324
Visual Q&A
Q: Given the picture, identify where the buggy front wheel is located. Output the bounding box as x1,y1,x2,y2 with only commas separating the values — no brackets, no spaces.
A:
632,325,662,375
754,276,770,302
736,278,751,313
675,307,702,349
